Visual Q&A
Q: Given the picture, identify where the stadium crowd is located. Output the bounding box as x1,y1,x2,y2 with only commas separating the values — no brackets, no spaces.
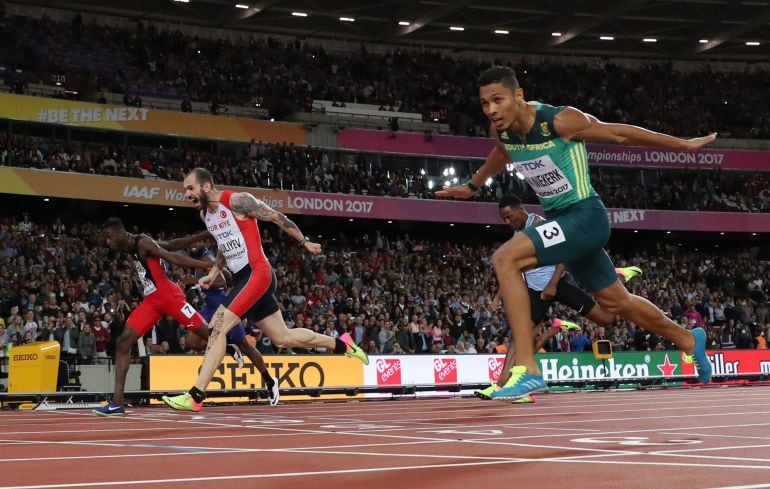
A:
2,14,770,138
1,133,768,213
1,213,768,366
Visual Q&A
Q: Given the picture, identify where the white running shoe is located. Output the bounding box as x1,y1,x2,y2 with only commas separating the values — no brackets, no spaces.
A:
267,377,280,406
229,343,244,368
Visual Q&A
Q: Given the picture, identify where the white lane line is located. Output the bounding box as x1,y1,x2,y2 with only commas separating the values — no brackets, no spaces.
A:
661,432,770,442
0,459,529,488
2,451,770,489
707,484,770,489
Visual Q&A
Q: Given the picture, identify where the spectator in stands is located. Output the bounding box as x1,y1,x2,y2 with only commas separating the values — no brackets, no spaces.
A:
92,315,111,364
78,323,96,364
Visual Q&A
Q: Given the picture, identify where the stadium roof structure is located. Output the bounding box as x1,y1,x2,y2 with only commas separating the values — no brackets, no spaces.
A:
14,0,770,61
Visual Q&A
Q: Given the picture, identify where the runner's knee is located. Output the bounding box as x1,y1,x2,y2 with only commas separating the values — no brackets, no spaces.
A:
271,331,292,349
116,334,134,353
597,294,633,316
491,246,527,272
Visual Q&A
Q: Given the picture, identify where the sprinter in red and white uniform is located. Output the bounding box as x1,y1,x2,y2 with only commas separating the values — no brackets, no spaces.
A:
163,168,369,412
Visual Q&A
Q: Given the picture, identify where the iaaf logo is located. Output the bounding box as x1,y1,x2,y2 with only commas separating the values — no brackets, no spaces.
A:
376,358,402,385
488,357,505,382
433,358,458,383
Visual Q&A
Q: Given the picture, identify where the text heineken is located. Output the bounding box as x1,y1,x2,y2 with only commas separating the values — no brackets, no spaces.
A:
541,357,649,380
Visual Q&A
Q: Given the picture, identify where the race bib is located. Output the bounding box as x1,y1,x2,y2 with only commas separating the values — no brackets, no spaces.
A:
535,221,566,248
134,262,157,296
515,155,573,199
181,303,196,319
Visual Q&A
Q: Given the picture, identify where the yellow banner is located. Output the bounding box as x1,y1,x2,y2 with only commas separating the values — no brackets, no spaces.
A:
0,93,307,144
149,355,364,401
0,167,288,208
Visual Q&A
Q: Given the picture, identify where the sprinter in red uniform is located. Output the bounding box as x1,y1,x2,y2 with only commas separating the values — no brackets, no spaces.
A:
163,168,368,412
94,218,211,416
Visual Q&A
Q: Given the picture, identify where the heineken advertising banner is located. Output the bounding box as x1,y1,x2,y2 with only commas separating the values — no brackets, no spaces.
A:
149,349,768,400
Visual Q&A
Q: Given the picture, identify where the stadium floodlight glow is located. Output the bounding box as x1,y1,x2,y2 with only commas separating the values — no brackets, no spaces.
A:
452,177,458,184
339,17,355,22
173,0,190,3
450,26,465,31
485,177,493,186
699,39,709,44
420,168,426,175
427,180,435,189
291,11,308,17
643,38,657,43
746,41,760,46
551,32,562,37
599,36,614,41
444,180,451,187
494,30,509,35
235,3,249,8
399,21,410,26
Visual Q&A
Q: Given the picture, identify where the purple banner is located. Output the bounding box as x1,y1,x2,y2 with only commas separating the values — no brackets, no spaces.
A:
265,189,769,232
338,129,495,158
587,145,768,171
338,129,770,171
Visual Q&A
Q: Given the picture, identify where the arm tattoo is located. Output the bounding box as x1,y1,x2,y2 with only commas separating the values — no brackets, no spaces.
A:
230,192,274,220
231,192,302,240
274,212,301,237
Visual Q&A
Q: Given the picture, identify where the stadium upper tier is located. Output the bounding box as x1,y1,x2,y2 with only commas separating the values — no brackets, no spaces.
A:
1,13,770,139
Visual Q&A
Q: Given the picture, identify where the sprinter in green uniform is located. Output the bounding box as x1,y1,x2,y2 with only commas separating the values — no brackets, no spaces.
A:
437,65,715,399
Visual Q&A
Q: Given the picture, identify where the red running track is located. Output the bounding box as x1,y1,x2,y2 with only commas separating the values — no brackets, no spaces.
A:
1,387,770,489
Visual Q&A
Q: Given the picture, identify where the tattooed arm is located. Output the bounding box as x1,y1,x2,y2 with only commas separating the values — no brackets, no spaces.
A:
230,192,321,254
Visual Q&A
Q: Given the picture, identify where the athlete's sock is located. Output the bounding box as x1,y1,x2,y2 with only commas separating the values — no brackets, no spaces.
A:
333,338,347,354
190,386,206,403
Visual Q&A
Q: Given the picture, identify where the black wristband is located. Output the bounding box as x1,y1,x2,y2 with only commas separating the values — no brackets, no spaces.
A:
466,179,479,191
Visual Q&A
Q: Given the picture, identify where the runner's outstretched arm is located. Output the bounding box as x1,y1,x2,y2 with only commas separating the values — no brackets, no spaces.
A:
229,192,321,254
555,107,717,150
139,239,211,272
158,230,211,252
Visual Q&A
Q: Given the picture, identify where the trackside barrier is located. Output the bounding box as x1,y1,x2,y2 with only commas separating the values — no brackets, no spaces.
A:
1,350,768,408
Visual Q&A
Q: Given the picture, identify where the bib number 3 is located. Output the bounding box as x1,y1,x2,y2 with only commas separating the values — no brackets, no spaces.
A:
535,221,566,248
